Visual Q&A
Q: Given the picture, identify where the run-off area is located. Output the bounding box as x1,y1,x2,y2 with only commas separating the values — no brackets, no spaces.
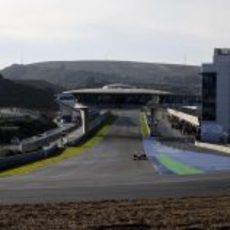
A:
143,136,230,176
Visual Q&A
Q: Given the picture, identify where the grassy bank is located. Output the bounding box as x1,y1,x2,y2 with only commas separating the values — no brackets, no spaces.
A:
140,112,150,138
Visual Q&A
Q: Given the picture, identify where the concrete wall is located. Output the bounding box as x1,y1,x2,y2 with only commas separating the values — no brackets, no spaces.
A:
0,144,58,172
20,124,77,152
67,111,111,146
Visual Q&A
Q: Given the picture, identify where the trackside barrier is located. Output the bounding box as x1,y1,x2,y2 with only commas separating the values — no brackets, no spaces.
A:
0,112,111,172
0,144,59,172
20,124,77,153
67,112,111,146
167,108,199,127
195,141,230,154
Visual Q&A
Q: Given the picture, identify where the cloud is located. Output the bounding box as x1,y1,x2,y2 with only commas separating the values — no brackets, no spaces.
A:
0,0,230,68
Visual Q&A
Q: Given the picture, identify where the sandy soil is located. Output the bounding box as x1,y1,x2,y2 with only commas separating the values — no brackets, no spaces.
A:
0,196,229,229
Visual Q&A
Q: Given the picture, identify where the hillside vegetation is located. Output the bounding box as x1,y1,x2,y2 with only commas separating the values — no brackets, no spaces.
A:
2,61,201,94
0,74,58,110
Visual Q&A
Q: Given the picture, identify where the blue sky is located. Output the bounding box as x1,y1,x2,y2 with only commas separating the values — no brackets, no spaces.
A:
0,0,229,68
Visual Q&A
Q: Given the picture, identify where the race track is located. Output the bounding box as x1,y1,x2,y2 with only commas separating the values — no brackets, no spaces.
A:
0,110,229,204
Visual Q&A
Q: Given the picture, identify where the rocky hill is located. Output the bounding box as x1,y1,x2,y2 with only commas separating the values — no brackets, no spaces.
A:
1,61,201,95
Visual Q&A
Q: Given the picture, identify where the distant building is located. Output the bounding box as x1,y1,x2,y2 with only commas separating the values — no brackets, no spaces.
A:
56,93,80,123
201,48,230,142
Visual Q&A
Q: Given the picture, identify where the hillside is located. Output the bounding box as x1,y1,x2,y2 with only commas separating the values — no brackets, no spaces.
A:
14,79,64,93
0,75,58,110
1,61,201,95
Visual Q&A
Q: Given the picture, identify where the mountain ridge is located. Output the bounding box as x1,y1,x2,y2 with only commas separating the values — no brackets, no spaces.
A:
1,60,201,94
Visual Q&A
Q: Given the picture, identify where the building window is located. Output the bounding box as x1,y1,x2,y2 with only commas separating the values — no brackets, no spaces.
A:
202,72,217,121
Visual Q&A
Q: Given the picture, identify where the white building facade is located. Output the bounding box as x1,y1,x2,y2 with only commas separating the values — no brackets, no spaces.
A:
201,48,230,142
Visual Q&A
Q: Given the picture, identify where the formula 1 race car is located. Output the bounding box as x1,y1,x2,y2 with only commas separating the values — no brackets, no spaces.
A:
133,152,147,160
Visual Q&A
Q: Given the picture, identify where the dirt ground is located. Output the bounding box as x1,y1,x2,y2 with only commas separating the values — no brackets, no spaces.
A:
0,196,229,229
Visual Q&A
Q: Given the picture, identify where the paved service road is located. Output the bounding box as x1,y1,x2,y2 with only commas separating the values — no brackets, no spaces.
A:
0,110,229,204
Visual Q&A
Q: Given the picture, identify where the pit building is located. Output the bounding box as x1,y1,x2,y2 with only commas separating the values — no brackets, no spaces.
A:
201,48,230,142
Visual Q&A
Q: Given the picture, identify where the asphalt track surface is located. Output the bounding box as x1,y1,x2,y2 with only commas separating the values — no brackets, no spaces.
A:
0,110,229,204
144,138,230,174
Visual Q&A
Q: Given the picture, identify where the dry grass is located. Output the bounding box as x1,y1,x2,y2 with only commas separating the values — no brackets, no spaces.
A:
0,196,229,229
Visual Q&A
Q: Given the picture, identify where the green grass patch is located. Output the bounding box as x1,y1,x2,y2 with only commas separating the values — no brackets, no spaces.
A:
140,112,150,138
156,154,203,175
0,117,115,177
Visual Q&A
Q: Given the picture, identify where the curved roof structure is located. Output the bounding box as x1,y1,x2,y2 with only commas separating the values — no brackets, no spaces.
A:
58,84,200,109
66,87,171,95
102,83,136,89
